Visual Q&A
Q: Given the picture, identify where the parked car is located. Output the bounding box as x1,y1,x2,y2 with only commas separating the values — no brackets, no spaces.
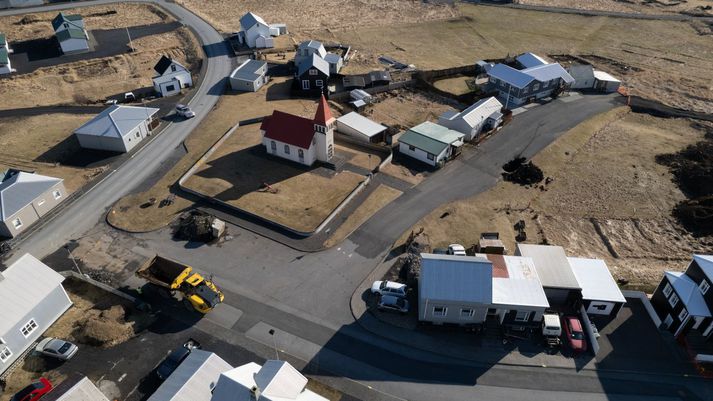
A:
447,244,466,256
562,316,587,353
176,104,196,119
35,337,79,361
377,295,409,314
156,339,201,380
371,280,407,298
124,92,136,102
11,378,52,401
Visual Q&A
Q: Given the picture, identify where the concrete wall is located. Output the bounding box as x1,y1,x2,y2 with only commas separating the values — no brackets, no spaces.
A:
0,285,72,375
262,136,317,166
1,181,66,238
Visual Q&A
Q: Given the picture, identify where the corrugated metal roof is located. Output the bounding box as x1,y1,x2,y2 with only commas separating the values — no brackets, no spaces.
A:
488,62,574,88
516,52,549,68
297,53,329,76
255,360,308,399
52,13,84,31
478,254,549,308
515,244,581,289
212,361,328,401
74,105,159,139
336,112,386,138
420,253,493,303
56,28,87,42
441,96,503,128
488,63,533,89
148,350,232,401
240,12,267,30
0,254,67,335
568,257,626,303
524,63,575,85
297,40,326,59
0,47,8,65
42,375,110,401
230,59,266,82
324,53,341,64
694,255,713,280
0,171,62,220
0,33,6,44
593,69,620,83
665,271,711,317
399,122,464,155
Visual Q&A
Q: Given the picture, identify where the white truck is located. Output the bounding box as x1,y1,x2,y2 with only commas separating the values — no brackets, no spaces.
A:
542,313,562,348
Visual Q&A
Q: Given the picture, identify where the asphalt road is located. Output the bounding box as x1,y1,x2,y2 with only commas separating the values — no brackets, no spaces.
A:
1,0,232,264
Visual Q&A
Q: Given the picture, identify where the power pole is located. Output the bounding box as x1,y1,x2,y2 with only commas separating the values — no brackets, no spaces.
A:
126,27,134,52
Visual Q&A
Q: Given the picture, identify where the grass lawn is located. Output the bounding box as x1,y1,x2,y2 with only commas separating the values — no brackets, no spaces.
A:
433,76,473,96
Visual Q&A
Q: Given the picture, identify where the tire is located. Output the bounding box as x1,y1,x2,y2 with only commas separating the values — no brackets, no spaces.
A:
183,298,195,312
157,288,171,299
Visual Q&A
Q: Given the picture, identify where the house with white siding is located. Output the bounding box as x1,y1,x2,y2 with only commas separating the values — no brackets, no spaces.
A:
52,13,89,54
336,112,387,143
152,56,193,97
0,32,15,75
237,12,285,49
0,170,66,238
568,64,621,93
229,59,268,92
438,96,504,141
74,105,159,153
0,254,72,375
261,95,335,166
294,40,343,74
398,122,464,167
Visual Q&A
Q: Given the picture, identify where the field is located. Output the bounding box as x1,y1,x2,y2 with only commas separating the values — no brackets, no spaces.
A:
433,76,473,96
0,27,200,110
401,107,713,291
365,89,455,130
514,0,713,15
0,3,172,42
0,113,106,193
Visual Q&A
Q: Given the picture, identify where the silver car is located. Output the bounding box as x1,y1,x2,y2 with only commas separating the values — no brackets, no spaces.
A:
371,280,408,297
176,104,196,119
378,295,409,314
35,338,78,361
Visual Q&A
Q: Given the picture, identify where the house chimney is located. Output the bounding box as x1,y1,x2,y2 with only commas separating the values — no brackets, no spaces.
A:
250,385,261,400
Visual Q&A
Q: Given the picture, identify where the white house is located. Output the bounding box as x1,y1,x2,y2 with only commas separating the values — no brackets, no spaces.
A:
438,96,504,141
568,64,621,93
398,121,464,167
336,112,387,143
229,59,268,92
152,55,193,97
237,12,284,49
52,13,89,54
0,170,66,238
148,350,232,401
0,254,72,375
261,95,335,166
0,32,14,75
74,105,160,153
210,360,328,401
294,40,343,74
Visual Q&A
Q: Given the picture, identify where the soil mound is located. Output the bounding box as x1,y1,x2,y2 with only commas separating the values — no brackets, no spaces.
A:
75,305,134,348
174,210,217,242
674,196,713,236
502,157,544,185
656,140,713,198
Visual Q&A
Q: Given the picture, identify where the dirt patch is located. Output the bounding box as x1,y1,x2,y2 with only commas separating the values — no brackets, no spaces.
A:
0,3,173,42
363,89,455,131
0,113,107,193
174,210,223,242
399,107,712,291
501,157,544,186
0,27,200,110
325,184,402,247
433,75,474,96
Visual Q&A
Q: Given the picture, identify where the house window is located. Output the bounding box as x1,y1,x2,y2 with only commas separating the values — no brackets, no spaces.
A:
408,145,416,151
460,308,474,319
663,283,672,297
433,307,447,317
0,344,11,363
166,84,176,92
668,292,679,308
38,199,45,206
700,280,710,295
302,80,310,90
12,218,22,229
21,319,38,338
679,308,688,322
270,141,277,152
427,153,435,161
171,65,177,72
522,87,529,94
316,80,323,87
533,83,540,91
327,144,333,158
309,69,318,76
53,190,62,200
298,149,304,161
135,132,141,138
514,311,531,322
284,144,290,154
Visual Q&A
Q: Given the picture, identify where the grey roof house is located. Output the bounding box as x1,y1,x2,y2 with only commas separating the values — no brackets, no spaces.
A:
335,112,387,143
295,40,343,74
438,96,504,141
52,12,89,54
0,170,65,238
0,254,72,375
74,105,160,153
229,59,268,92
397,121,464,167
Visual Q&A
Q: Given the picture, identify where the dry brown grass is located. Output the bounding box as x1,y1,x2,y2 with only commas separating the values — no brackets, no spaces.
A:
0,3,172,42
107,78,326,232
433,76,472,96
400,107,712,291
0,113,106,193
363,89,454,130
514,0,713,15
325,184,402,247
0,27,199,110
379,162,426,186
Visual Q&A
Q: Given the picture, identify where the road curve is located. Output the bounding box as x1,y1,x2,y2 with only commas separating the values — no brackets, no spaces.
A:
0,0,232,263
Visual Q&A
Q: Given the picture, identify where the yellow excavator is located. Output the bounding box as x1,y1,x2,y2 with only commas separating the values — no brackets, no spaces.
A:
136,255,224,314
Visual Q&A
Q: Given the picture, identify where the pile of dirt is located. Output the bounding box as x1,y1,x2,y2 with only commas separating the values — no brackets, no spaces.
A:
502,157,544,185
674,196,713,236
174,210,221,242
74,305,135,348
656,139,713,198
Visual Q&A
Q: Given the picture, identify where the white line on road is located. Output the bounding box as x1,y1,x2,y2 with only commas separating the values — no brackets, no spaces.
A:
118,373,127,382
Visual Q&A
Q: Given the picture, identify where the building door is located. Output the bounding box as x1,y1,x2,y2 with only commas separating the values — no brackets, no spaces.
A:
298,149,304,163
302,80,310,90
663,314,673,330
703,320,713,338
693,316,705,330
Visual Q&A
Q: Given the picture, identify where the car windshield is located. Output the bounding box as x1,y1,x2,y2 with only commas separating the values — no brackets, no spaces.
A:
58,342,71,353
571,331,584,340
396,298,406,307
379,281,387,289
13,383,42,400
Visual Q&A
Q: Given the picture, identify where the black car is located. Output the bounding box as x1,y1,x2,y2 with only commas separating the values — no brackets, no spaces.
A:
156,339,201,380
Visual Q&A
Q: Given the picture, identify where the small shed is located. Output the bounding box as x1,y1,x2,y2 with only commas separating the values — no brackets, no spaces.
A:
147,350,232,401
0,254,72,375
569,257,626,317
324,52,343,74
418,253,493,325
593,70,621,93
229,59,268,92
336,112,386,143
74,105,160,153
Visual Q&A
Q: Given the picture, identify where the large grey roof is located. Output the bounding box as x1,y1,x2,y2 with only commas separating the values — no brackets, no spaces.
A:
515,244,581,289
230,59,266,82
516,52,549,68
420,253,493,303
297,40,326,58
298,53,329,76
488,62,574,89
441,96,503,128
0,171,62,220
488,63,534,89
694,255,713,280
0,253,67,335
148,350,232,401
665,271,711,317
399,122,464,155
74,105,159,139
569,257,626,303
336,112,386,138
523,63,575,85
240,12,267,30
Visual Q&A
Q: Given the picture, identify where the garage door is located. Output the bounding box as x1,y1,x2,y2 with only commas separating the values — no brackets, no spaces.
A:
544,288,571,305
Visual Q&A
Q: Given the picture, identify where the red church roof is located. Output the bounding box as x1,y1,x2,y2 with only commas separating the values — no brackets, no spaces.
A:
260,110,316,149
313,94,333,125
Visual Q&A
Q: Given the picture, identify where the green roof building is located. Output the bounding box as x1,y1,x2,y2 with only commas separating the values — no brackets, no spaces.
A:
398,121,464,167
